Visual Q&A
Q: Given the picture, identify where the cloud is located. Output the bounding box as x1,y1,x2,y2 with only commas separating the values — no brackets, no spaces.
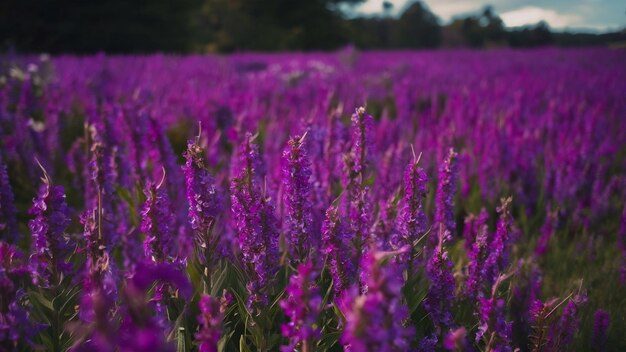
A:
498,6,582,28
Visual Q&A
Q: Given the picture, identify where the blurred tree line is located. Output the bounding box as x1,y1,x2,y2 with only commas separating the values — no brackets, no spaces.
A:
1,0,623,53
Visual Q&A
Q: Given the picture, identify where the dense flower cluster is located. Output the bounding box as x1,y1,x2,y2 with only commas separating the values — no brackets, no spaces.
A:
280,261,321,351
341,249,413,351
0,50,623,351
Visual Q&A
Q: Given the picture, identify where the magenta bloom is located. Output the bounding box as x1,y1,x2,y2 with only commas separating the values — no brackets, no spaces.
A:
321,205,355,295
141,180,175,263
592,309,609,352
195,294,223,352
280,262,322,351
394,156,428,267
29,173,72,285
282,134,315,263
464,209,490,300
434,148,458,245
341,249,414,351
230,133,279,308
182,139,223,263
424,229,455,332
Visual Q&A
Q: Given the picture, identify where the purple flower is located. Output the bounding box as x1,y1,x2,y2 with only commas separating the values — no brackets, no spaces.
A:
282,134,315,263
350,107,373,180
434,148,458,245
549,294,587,351
482,198,513,293
0,159,19,243
424,228,456,332
443,327,468,351
476,294,512,351
394,155,428,268
465,209,490,300
195,294,223,352
341,248,414,351
321,205,355,295
230,133,279,309
87,124,120,246
592,309,609,352
182,138,222,262
535,208,558,257
29,171,72,286
0,242,34,348
141,179,175,263
280,261,322,352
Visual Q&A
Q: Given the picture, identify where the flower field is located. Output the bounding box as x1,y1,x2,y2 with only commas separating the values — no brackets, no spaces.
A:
1,48,625,351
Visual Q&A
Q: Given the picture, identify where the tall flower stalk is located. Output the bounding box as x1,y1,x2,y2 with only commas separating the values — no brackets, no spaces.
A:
182,136,222,268
29,165,72,286
434,148,458,246
0,158,19,243
282,133,315,264
280,261,321,352
230,133,279,308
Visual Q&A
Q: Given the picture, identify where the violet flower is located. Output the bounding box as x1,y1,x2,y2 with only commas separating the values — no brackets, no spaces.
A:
482,198,513,294
321,205,355,295
29,170,72,286
0,242,34,348
465,209,490,300
0,159,19,243
230,133,279,308
280,261,322,352
592,309,609,352
434,148,458,246
341,248,414,351
535,208,558,257
141,179,175,263
182,138,222,264
549,294,587,351
424,227,456,333
282,133,315,264
195,294,224,352
394,154,428,268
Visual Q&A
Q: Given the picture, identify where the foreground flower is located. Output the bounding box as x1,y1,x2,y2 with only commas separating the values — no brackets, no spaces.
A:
141,177,176,263
182,137,222,264
592,309,609,352
341,248,413,351
321,205,355,295
280,261,322,352
0,242,34,348
29,167,72,285
394,152,428,269
434,148,458,245
282,133,315,264
230,133,279,308
424,227,455,333
195,294,224,352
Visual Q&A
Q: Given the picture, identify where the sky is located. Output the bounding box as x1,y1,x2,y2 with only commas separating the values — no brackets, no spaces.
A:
346,0,625,32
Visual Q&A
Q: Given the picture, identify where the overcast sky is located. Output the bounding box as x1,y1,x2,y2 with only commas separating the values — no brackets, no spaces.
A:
346,0,625,31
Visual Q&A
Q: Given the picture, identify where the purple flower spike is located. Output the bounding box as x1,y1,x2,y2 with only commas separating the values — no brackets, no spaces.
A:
483,198,513,293
549,294,587,351
465,209,489,300
282,134,315,263
141,178,175,263
196,294,224,352
424,227,456,332
394,153,428,268
341,248,414,351
592,309,609,352
182,138,222,263
0,159,19,243
230,133,279,309
321,205,355,295
29,169,72,286
280,261,322,352
350,106,373,179
434,148,458,246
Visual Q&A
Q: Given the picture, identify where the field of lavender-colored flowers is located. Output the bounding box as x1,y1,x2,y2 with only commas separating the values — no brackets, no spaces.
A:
1,47,625,351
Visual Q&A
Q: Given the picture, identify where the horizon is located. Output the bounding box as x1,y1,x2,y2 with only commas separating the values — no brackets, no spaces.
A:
342,0,626,33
